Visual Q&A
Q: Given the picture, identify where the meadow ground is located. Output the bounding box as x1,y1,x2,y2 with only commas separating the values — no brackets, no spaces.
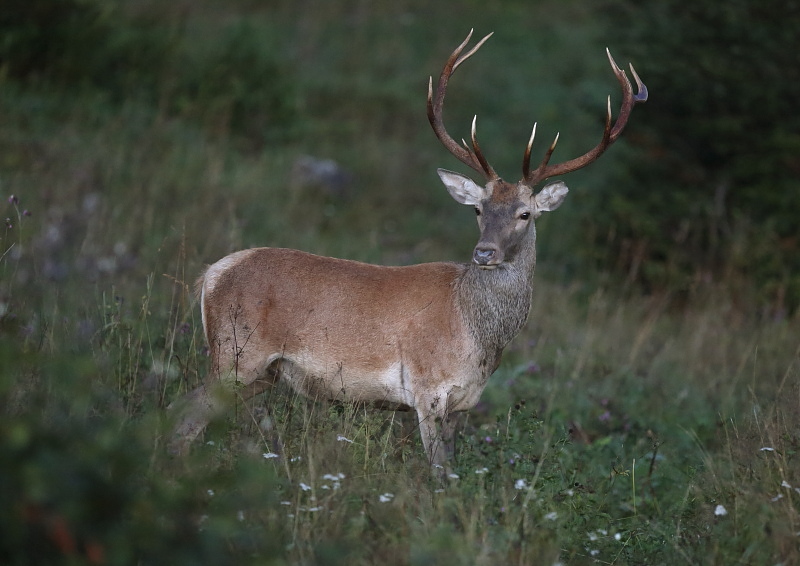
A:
3,151,798,562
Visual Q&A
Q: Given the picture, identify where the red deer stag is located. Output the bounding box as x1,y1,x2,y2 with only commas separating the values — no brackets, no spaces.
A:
169,30,647,468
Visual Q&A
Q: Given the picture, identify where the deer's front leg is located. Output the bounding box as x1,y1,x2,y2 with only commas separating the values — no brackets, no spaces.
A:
415,393,459,471
416,406,444,470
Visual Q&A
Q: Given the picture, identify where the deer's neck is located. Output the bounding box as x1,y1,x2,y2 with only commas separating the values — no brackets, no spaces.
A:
457,247,536,352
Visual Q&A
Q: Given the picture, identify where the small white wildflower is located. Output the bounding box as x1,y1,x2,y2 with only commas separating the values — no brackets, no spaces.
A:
515,479,527,490
307,506,322,512
262,452,279,459
434,488,445,493
588,532,598,542
714,504,728,516
290,456,302,462
475,467,489,474
379,493,394,503
544,511,558,521
771,493,784,502
337,435,354,443
433,464,444,469
614,532,622,541
322,473,345,481
781,480,792,489
237,510,245,522
321,484,330,490
207,489,215,497
448,473,460,480
565,489,574,497
590,549,600,557
206,440,215,446
280,501,292,506
299,482,312,492
760,447,775,452
598,529,607,536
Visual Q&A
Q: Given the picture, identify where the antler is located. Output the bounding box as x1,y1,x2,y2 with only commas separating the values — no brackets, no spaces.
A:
522,49,648,187
427,30,498,181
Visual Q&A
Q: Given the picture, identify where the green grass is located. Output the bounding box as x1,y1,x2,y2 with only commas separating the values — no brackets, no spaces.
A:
3,259,798,564
1,1,799,564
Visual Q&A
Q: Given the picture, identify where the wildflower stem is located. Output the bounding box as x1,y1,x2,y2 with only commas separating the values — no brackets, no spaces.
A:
632,458,637,516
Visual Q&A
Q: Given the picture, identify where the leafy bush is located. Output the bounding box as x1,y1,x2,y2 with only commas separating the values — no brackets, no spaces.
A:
169,22,299,144
585,0,800,312
0,0,297,145
0,0,110,83
0,341,290,565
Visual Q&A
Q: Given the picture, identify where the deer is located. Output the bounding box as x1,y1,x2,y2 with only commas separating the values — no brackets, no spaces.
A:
168,30,647,470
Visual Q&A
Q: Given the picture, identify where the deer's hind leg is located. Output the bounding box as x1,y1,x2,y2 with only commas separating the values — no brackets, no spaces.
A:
168,337,279,455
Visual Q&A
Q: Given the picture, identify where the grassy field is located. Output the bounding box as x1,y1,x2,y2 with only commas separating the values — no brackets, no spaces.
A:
1,1,798,564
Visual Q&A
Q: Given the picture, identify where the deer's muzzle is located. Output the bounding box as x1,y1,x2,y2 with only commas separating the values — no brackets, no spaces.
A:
473,245,503,268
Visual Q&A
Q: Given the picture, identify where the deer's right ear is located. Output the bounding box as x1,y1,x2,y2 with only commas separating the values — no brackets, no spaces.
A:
437,169,487,206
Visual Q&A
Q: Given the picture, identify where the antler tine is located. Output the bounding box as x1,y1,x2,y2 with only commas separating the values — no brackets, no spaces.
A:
535,132,561,176
470,115,498,179
453,31,493,72
605,49,648,142
523,123,563,185
427,30,498,180
523,48,648,187
521,123,537,181
459,134,490,178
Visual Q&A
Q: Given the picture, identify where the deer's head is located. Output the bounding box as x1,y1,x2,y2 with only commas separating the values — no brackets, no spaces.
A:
428,31,647,269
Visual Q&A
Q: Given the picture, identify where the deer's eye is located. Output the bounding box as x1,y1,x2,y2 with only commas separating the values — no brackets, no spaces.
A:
519,211,531,220
474,207,481,216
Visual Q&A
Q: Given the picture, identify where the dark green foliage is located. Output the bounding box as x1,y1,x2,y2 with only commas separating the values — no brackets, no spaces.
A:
0,334,304,565
0,0,110,83
0,0,297,145
169,22,299,144
0,348,263,565
0,0,168,94
587,0,800,311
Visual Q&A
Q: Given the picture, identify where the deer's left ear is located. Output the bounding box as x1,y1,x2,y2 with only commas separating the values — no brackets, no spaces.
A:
533,181,568,216
438,169,488,206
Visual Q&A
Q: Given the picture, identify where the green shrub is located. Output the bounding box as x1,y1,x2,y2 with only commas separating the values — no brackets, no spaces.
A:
0,0,297,145
0,0,110,84
169,21,299,145
585,0,800,312
0,341,287,565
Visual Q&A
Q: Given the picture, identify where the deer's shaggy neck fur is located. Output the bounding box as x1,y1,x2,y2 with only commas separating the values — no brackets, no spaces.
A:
457,224,537,351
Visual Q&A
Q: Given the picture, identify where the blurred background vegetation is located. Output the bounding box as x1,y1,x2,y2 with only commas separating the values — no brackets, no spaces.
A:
1,0,798,563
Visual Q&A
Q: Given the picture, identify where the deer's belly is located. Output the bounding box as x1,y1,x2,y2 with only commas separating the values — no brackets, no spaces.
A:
274,356,412,407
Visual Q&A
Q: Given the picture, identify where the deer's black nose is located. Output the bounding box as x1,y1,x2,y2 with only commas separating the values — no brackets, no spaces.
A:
473,246,502,267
